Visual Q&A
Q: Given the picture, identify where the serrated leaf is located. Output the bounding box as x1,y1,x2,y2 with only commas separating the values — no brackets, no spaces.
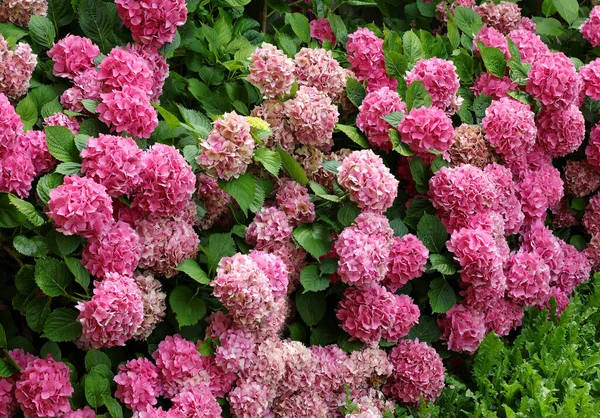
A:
385,51,408,79
81,99,99,113
417,214,448,254
205,233,236,272
454,6,483,36
478,43,507,78
7,194,44,227
535,17,564,36
152,103,181,130
285,13,311,43
28,15,56,48
45,126,78,163
390,218,409,237
40,341,61,361
55,162,82,175
293,223,332,259
0,359,16,378
85,350,111,372
219,173,256,215
552,0,578,24
15,265,36,295
170,286,207,327
346,78,366,108
254,148,281,178
389,129,415,156
78,0,116,52
322,160,341,174
406,80,432,111
338,203,360,227
431,156,451,173
320,258,338,275
198,338,217,356
300,265,330,292
407,315,441,343
47,231,80,257
0,22,28,47
42,308,82,342
383,112,404,128
176,259,210,284
452,52,474,84
26,297,51,333
103,396,123,418
409,157,430,194
295,290,326,326
428,277,456,313
336,124,369,148
40,99,63,119
448,21,460,49
64,257,90,289
277,146,309,186
13,235,44,257
85,369,111,408
403,31,423,65
16,97,38,131
35,257,72,297
48,0,75,28
429,254,457,275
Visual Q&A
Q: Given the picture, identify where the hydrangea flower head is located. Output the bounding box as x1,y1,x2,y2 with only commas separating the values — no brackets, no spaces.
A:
47,35,99,79
472,73,516,99
357,87,407,151
114,357,162,412
482,97,536,158
0,36,37,100
0,0,47,26
245,206,293,251
506,250,551,306
536,104,584,157
247,43,295,99
405,58,460,110
97,85,158,138
517,165,564,222
171,385,222,417
152,334,203,398
21,130,55,175
384,234,429,292
507,29,549,63
294,47,347,101
133,271,167,340
475,1,523,34
564,160,600,197
582,6,600,47
98,47,153,95
526,52,580,108
310,18,336,44
398,106,454,154
473,25,510,59
438,304,486,354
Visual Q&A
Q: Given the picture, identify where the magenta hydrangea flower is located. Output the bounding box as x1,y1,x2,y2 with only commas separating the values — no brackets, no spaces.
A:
294,47,348,101
133,143,196,216
587,124,600,172
472,73,516,99
0,36,37,100
76,273,143,349
47,175,113,238
564,160,600,197
336,286,420,344
475,1,523,34
517,165,564,222
47,35,99,79
526,52,580,108
196,173,231,230
60,69,103,112
383,340,445,406
582,6,600,47
63,407,97,418
507,29,549,63
136,215,199,278
520,221,564,283
98,85,158,138
44,112,81,134
133,271,167,340
247,43,295,99
98,47,153,95
115,0,187,49
356,87,407,151
0,0,47,26
14,356,73,418
0,93,23,151
245,206,293,251
481,97,536,158
21,130,55,176
81,134,143,198
284,86,339,151
405,58,460,110
438,304,486,354
383,234,429,292
337,150,398,213
481,297,524,336
0,146,35,198
275,178,315,226
553,242,591,295
473,25,510,59
346,28,396,92
114,357,162,412
536,104,585,157
198,112,255,180
171,384,221,417
584,192,600,236
125,43,169,102
505,250,551,306
81,221,140,279
580,58,600,100
310,18,336,44
0,377,17,418
398,106,454,154
483,163,524,235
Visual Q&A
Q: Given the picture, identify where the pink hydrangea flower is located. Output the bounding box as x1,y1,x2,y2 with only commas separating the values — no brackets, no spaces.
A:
520,221,564,283
196,173,231,230
133,143,196,216
481,97,536,158
0,147,35,198
357,87,407,151
0,0,47,26
98,47,153,95
171,385,222,417
472,73,516,99
473,26,510,59
275,178,315,226
383,340,445,406
505,250,551,306
475,1,523,34
115,0,187,49
47,175,113,238
21,130,55,176
481,297,524,336
15,356,73,418
507,29,549,63
214,328,256,374
294,47,348,101
582,6,600,47
198,112,255,180
345,347,393,389
277,340,318,395
136,215,199,278
438,304,486,354
44,112,81,134
526,52,580,108
0,93,23,151
516,165,564,222
250,99,295,151
536,104,585,157
247,43,295,99
0,36,37,100
132,405,175,418
47,35,99,79
564,160,600,197
405,58,460,110
0,378,18,418
587,124,600,172
337,150,398,213
311,345,349,394
398,106,454,154
584,192,600,236
81,134,143,198
114,357,162,411
133,271,167,340
248,249,289,299
241,339,287,390
383,234,429,292
228,381,273,418
504,144,552,180
97,85,158,138
63,407,97,418
346,28,397,92
60,69,103,112
553,242,591,295
82,221,140,279
336,286,419,344
484,163,524,235
272,391,328,417
310,18,336,44
126,43,169,102
285,86,339,151
245,206,293,251
76,273,143,349
580,58,600,100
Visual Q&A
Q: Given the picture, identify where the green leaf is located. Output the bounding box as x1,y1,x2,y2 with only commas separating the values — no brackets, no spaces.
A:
431,156,451,173
429,254,457,275
85,350,111,372
409,157,430,194
473,332,505,378
170,286,207,327
447,21,461,49
338,203,360,227
198,338,217,356
389,129,415,156
293,223,332,259
454,6,483,36
16,97,38,131
7,194,44,227
78,0,116,52
64,257,90,289
346,78,366,108
0,23,28,47
320,258,338,275
0,325,7,349
15,265,37,295
205,233,236,272
535,18,564,36
428,277,457,313
26,297,51,333
335,124,369,148
452,52,474,84
0,359,16,378
222,0,251,7
177,105,211,137
478,43,507,78
383,112,404,128
40,341,61,361
285,13,311,43
288,322,307,342
219,173,256,215
152,103,180,130
28,16,56,48
276,32,298,57
35,257,72,297
417,0,438,17
385,51,408,79
327,14,347,44
103,396,123,418
254,148,281,178
42,308,82,342
403,31,423,66
176,259,210,285
295,290,326,326
45,126,78,163
300,265,330,292
48,0,75,27
417,214,448,254
41,99,63,119
309,181,341,202
542,0,557,17
552,0,578,24
405,81,432,111
390,218,409,237
85,369,111,408
473,93,493,123
277,146,309,186
47,231,80,257
322,160,341,174
13,235,44,257
55,162,82,175
407,315,441,343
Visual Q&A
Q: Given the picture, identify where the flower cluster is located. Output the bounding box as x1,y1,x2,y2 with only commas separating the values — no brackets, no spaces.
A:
357,87,407,151
405,58,460,110
0,35,37,100
0,0,47,26
398,106,454,154
346,28,397,91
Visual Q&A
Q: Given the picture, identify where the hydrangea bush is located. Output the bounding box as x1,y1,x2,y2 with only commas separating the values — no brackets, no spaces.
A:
0,0,599,416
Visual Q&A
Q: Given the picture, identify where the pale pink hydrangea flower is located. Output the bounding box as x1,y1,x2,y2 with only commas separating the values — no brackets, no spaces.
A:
383,340,445,406
278,340,317,395
171,385,222,417
475,1,523,34
136,215,199,278
115,0,187,49
114,357,162,412
245,206,293,251
438,304,486,354
337,150,398,213
582,6,600,47
63,407,97,418
47,35,99,79
21,130,55,176
473,25,510,59
564,160,600,197
536,104,585,157
248,249,289,299
98,47,154,95
516,165,564,222
250,99,295,151
214,328,256,374
228,381,272,418
294,47,347,101
384,234,429,292
81,134,143,198
275,178,315,226
505,251,551,306
133,143,196,216
405,58,460,110
398,106,454,154
270,241,307,293
76,273,144,349
196,173,232,230
47,175,113,238
98,85,158,138
310,18,336,44
584,192,600,236
0,0,47,26
507,29,549,64
526,52,580,109
356,87,407,151
133,271,167,340
284,86,339,151
82,221,140,279
248,43,295,99
273,392,328,417
44,112,81,134
132,405,176,418
345,347,393,389
241,339,287,390
198,112,255,180
0,36,37,100
482,97,536,158
311,345,349,395
472,73,516,99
